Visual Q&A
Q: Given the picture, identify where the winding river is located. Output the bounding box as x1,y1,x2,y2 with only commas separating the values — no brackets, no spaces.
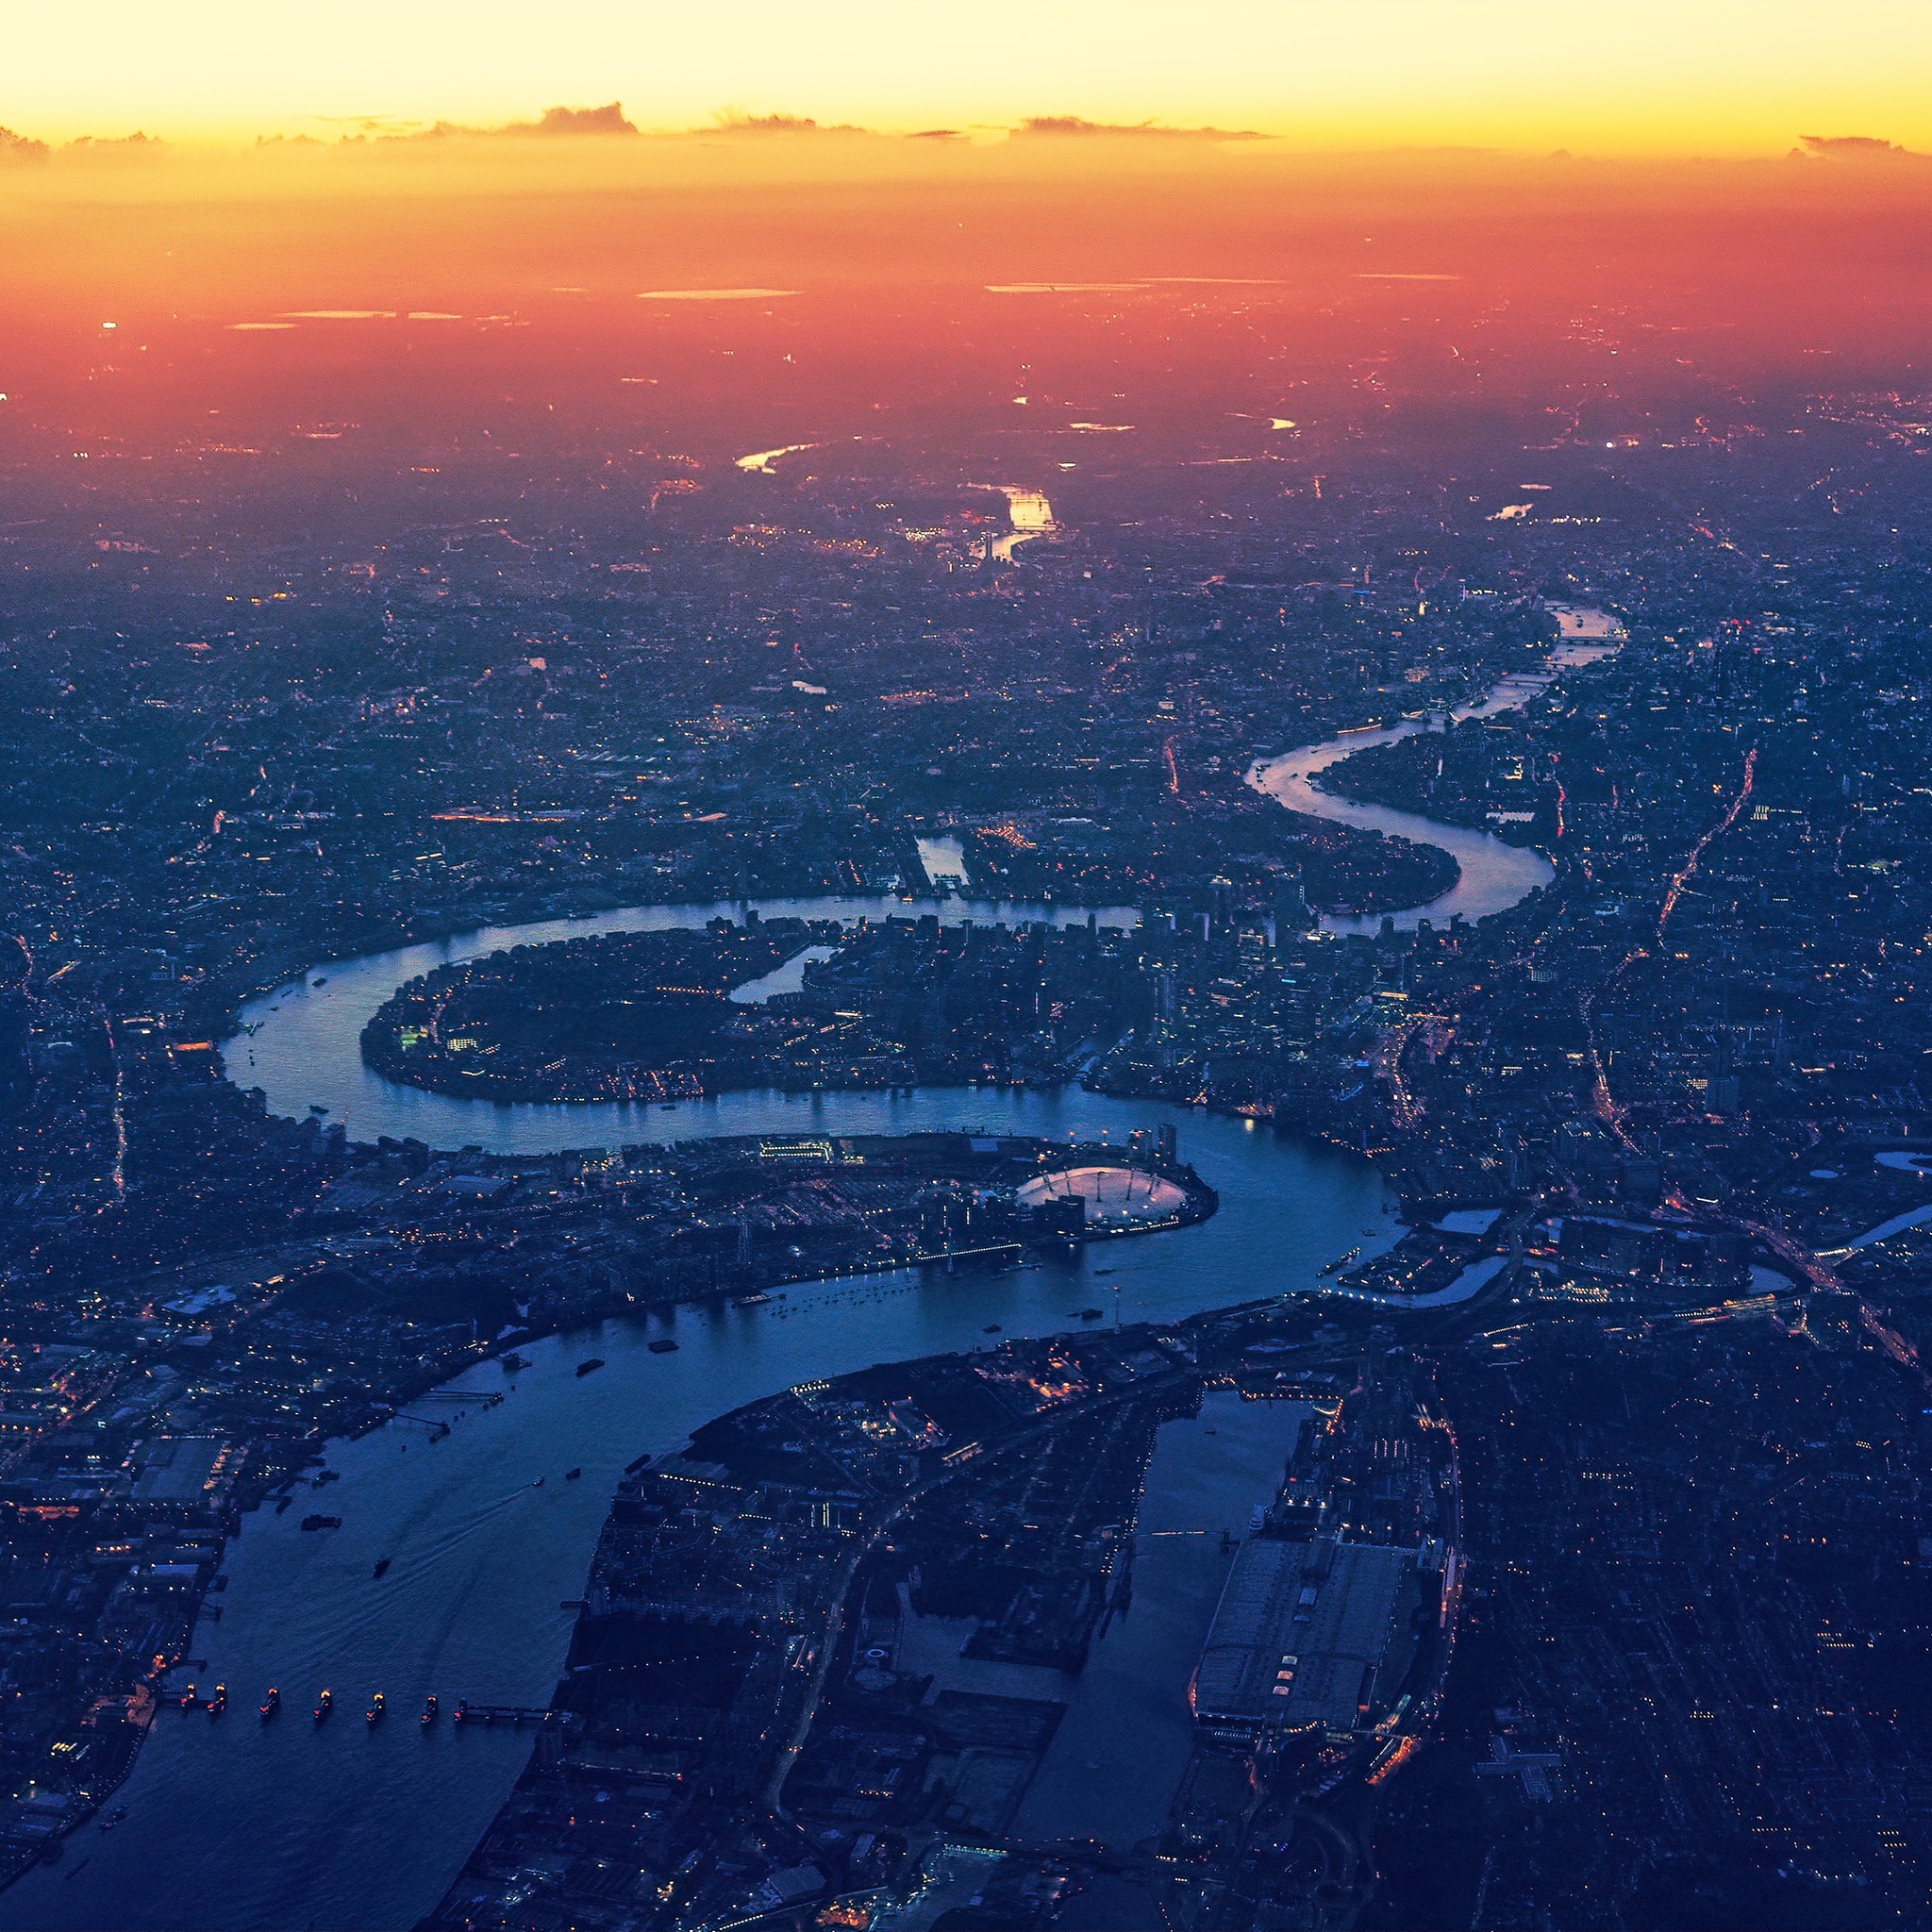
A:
1248,626,1622,936
12,625,1618,1932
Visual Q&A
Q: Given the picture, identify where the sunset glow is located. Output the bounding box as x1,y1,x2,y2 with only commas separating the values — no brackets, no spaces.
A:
5,0,1932,155
9,8,1932,1930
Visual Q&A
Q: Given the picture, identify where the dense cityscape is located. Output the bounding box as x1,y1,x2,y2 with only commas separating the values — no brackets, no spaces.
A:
4,37,1932,1931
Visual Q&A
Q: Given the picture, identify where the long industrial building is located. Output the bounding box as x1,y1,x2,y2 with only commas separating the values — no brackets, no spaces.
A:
1191,1535,1426,1748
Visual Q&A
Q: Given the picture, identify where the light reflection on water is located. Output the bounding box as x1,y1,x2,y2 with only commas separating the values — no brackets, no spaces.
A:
14,621,1631,1927
1248,609,1623,936
14,901,1391,1932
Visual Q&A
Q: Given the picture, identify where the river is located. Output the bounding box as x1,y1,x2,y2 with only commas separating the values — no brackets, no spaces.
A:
12,627,1620,1930
13,917,1388,1932
218,892,1137,1152
984,486,1054,562
1247,625,1622,936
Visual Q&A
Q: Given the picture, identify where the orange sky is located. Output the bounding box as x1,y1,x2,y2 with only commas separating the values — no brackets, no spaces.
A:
4,0,1929,157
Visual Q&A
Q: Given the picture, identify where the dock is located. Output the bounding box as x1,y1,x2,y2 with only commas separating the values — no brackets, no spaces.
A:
452,1701,573,1729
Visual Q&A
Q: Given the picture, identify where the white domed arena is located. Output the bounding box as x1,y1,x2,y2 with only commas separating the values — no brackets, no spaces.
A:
1015,1164,1188,1228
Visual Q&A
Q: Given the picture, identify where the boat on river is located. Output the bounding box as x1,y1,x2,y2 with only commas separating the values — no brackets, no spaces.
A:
575,1357,606,1377
158,891,1402,1932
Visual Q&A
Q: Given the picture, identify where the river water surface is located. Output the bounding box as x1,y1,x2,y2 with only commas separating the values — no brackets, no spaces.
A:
13,629,1618,1929
13,905,1388,1932
1247,626,1621,936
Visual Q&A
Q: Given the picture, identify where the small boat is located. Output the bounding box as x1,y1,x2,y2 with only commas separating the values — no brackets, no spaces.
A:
178,1683,197,1710
420,1695,439,1726
300,1514,342,1531
96,1807,127,1834
314,1690,333,1722
564,1467,582,1481
1078,1307,1104,1320
1094,1268,1116,1277
311,977,327,987
532,1475,545,1487
259,1688,280,1720
575,1357,606,1377
373,1557,391,1580
208,1685,226,1716
733,1292,771,1307
366,1692,385,1726
647,1339,678,1355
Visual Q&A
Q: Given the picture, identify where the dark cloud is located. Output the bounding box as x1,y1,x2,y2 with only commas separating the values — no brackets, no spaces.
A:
65,131,160,152
1012,116,1265,142
384,102,638,142
316,115,427,136
706,113,868,136
1799,134,1924,159
529,103,636,136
